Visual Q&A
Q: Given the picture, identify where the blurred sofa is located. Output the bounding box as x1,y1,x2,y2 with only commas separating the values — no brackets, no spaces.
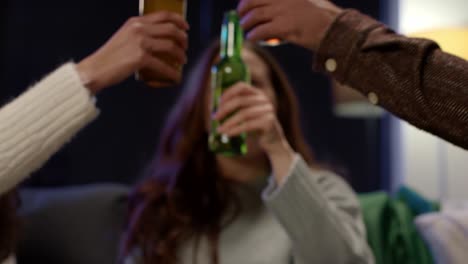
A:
17,184,129,264
15,184,437,264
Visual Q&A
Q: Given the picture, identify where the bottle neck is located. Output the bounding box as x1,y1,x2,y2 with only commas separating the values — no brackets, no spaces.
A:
220,12,243,59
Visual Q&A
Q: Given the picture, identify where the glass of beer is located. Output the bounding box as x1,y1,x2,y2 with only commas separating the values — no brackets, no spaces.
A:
137,0,187,88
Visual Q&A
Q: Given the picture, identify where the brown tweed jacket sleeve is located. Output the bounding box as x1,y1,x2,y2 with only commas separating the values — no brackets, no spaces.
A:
314,9,468,149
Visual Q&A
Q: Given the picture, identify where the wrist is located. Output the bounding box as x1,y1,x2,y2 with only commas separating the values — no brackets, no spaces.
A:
266,139,295,161
310,2,343,51
266,140,295,185
76,56,102,94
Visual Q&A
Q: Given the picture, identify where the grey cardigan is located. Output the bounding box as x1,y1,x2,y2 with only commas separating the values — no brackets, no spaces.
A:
126,155,374,263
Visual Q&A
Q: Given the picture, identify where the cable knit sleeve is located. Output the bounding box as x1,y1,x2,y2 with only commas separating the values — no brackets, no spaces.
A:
263,155,375,263
0,63,99,194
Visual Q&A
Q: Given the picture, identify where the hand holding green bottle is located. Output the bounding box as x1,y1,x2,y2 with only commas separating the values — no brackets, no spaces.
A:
209,11,249,156
213,82,289,157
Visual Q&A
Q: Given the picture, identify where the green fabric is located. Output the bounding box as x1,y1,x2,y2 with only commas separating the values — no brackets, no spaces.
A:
396,186,439,215
359,192,387,264
394,186,437,264
358,190,436,264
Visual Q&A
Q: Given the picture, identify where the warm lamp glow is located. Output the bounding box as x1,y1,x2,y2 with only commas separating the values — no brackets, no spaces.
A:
410,28,468,60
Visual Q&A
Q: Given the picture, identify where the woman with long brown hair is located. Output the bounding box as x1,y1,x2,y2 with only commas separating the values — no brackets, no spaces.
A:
123,41,373,264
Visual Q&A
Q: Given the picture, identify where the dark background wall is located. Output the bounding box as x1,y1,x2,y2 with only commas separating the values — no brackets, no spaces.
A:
0,0,386,192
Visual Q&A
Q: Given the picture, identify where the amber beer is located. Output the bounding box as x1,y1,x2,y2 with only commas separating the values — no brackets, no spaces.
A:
137,0,187,87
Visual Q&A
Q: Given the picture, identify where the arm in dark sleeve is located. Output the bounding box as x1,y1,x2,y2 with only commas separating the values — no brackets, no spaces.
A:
314,9,468,149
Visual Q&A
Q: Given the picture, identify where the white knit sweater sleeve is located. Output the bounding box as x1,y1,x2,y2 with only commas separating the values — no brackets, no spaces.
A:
0,63,99,194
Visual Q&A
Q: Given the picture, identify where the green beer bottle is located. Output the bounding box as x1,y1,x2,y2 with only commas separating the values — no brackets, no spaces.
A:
208,10,249,156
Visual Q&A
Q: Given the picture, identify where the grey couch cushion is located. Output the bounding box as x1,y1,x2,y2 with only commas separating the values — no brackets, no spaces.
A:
17,184,130,264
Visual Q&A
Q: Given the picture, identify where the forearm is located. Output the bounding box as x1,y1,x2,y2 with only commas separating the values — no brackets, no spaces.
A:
263,156,374,263
0,63,98,194
266,139,296,186
314,10,468,149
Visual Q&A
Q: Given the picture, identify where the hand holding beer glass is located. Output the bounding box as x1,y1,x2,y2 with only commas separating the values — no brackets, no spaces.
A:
76,11,188,93
137,0,188,88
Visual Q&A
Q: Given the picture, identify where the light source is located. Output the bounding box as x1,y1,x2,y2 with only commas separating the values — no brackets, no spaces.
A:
410,28,468,59
409,27,468,201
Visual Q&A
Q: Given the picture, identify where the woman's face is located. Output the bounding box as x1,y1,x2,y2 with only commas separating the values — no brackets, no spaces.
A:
242,48,277,108
205,48,278,158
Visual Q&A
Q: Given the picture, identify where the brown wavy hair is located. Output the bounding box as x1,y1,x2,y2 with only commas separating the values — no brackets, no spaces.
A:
123,41,316,264
0,191,20,261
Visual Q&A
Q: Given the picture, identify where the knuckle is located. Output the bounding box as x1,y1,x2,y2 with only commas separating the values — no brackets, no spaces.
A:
129,22,144,36
156,40,167,51
158,11,171,20
163,24,179,37
127,16,139,25
137,52,147,66
239,111,248,120
255,94,267,102
237,98,246,107
238,82,249,89
168,23,179,34
251,87,262,94
267,104,274,112
168,40,177,50
180,31,188,41
136,36,148,50
271,22,286,36
257,8,268,19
